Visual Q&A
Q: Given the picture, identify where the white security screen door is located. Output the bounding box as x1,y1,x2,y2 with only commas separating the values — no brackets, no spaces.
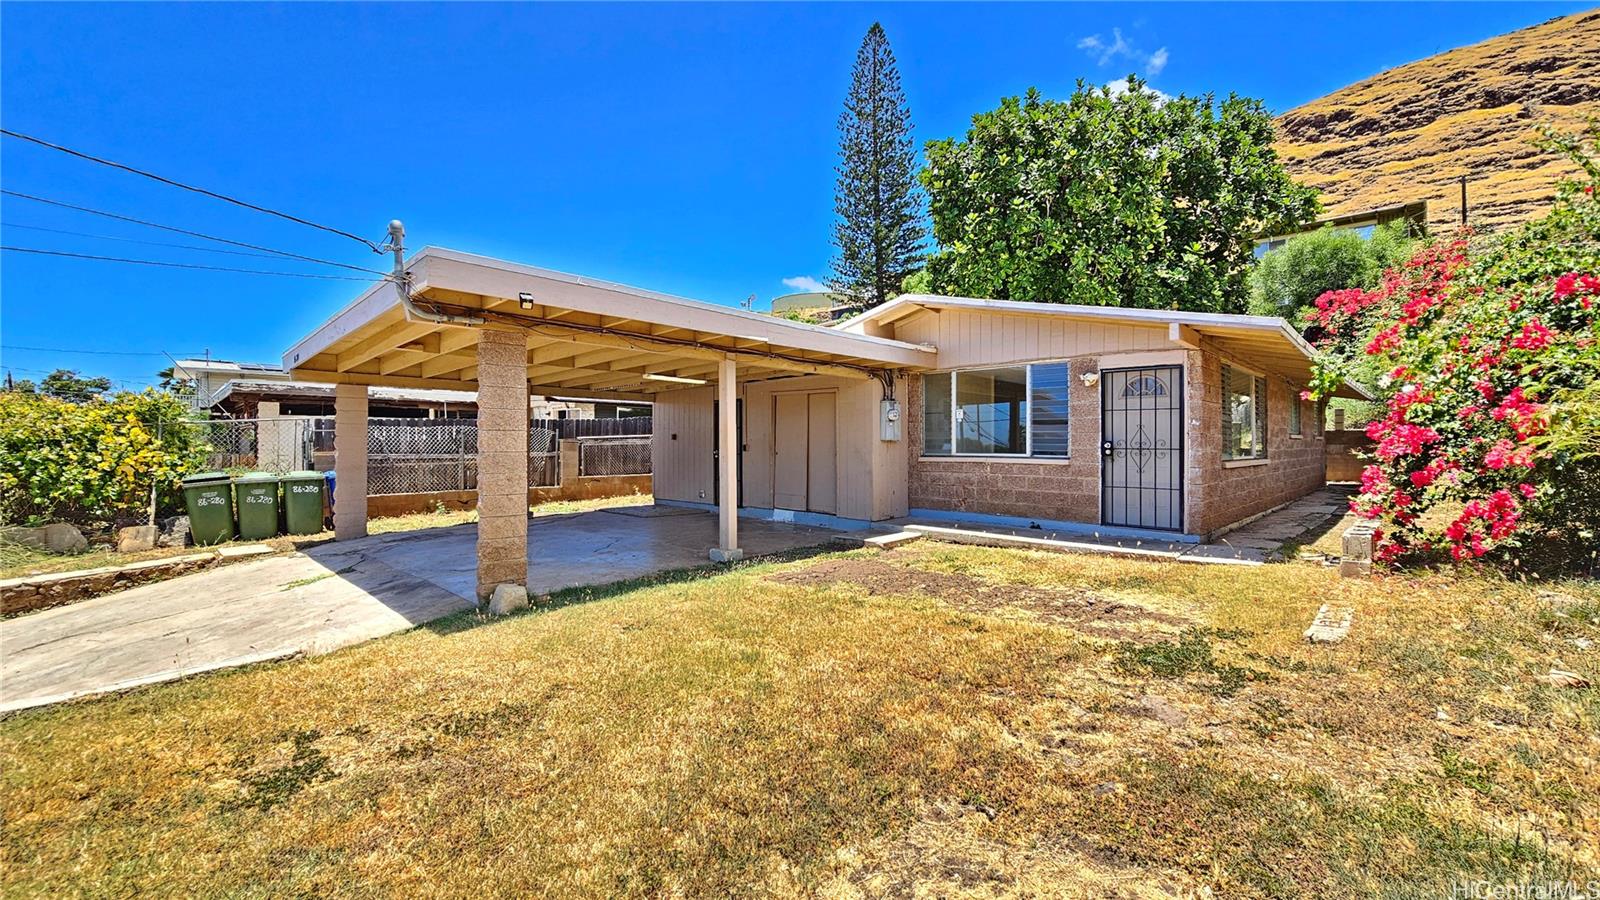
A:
1100,366,1184,531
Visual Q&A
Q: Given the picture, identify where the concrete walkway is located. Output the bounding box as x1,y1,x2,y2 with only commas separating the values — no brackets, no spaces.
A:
888,488,1353,566
0,507,843,713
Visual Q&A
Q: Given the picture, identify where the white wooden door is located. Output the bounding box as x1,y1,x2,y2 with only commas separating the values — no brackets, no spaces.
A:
806,392,837,515
772,393,809,511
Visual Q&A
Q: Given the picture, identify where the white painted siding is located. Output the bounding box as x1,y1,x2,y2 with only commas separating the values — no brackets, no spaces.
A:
894,308,1170,370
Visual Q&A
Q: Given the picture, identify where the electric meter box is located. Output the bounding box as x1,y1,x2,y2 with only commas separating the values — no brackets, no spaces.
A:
880,399,902,442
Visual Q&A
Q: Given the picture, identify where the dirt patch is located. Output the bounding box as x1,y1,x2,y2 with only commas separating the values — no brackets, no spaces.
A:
770,557,1191,641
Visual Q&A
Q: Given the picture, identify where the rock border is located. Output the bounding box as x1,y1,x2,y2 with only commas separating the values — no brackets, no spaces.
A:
0,545,277,618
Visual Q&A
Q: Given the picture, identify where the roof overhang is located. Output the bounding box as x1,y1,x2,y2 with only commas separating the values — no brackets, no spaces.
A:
283,248,936,400
837,294,1372,400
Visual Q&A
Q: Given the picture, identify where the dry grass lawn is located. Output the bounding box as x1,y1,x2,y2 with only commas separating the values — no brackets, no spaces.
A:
2,543,1596,897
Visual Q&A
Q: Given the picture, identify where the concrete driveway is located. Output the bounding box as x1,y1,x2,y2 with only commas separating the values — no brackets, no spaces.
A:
0,507,845,713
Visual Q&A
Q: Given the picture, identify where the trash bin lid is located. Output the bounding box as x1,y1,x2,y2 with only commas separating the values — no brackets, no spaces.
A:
181,471,231,486
282,470,324,482
235,472,280,484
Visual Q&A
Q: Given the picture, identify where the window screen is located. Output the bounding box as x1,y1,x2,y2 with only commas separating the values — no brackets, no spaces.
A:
1222,365,1269,460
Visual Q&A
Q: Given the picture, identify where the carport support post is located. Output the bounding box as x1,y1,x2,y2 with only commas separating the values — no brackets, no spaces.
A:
711,356,742,562
475,329,530,600
333,384,368,540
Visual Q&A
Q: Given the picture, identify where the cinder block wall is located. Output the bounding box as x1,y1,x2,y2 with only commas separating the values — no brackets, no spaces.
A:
1184,349,1327,537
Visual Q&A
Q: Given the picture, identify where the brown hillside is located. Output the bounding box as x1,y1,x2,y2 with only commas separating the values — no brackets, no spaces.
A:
1275,9,1600,234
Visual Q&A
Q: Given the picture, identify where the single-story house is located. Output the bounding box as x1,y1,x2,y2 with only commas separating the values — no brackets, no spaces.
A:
285,246,1366,598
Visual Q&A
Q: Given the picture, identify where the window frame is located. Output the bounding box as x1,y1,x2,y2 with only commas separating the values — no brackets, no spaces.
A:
921,362,1072,460
1221,363,1270,462
1288,390,1303,438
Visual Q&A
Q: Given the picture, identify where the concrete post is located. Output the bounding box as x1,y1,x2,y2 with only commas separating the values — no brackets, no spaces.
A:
333,384,368,540
711,356,741,562
559,439,580,484
475,329,530,599
1339,522,1375,578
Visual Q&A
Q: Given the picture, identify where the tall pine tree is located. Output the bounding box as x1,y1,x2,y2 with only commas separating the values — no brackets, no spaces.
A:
831,23,924,307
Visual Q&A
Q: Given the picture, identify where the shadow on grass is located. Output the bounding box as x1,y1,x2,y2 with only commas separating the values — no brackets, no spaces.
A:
418,539,861,637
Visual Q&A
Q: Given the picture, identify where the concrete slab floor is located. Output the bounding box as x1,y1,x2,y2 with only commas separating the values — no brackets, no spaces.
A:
0,507,848,713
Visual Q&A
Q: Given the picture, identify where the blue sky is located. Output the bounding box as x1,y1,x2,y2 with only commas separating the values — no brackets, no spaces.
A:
1,2,1587,390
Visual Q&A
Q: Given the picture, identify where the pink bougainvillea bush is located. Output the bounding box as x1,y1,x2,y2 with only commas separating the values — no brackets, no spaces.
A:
1305,125,1600,571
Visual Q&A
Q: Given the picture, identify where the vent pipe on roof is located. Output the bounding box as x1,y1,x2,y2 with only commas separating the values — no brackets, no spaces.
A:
385,220,484,327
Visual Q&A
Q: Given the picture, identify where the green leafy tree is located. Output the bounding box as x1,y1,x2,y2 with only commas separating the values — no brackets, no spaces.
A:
1247,222,1416,319
831,22,925,307
39,368,113,403
920,79,1319,312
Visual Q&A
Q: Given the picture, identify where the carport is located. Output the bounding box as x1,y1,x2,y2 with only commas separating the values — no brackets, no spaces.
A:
284,243,932,599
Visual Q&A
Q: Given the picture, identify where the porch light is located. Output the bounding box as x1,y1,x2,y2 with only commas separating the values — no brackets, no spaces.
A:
642,373,708,385
1080,370,1101,387
518,292,536,310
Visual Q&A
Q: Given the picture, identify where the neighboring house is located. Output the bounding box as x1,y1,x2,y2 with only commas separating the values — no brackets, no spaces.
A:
770,291,863,324
284,248,1368,597
1253,200,1428,258
171,358,647,420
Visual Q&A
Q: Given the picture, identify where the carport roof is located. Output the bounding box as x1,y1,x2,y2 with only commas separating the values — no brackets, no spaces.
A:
283,248,936,401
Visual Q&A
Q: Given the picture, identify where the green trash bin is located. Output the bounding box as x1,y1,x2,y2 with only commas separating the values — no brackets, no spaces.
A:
282,471,327,536
182,472,236,546
235,472,281,541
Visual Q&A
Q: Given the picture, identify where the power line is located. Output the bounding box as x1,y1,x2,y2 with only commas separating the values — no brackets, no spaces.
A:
1,128,386,252
1,246,382,281
2,191,390,276
4,221,327,264
1,344,177,356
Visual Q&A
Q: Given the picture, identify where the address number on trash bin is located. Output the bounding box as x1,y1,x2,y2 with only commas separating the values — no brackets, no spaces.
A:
244,493,275,504
196,495,227,507
290,485,320,494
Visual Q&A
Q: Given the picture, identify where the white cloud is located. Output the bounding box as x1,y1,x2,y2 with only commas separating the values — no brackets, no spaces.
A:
782,276,827,293
1104,79,1170,103
1146,47,1169,77
1078,27,1169,79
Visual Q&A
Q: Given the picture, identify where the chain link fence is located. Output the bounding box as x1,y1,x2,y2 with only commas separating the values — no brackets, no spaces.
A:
191,418,316,472
577,436,652,477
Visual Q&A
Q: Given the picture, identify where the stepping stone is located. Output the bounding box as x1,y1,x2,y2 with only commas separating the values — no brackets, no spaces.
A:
864,531,922,550
1304,604,1353,643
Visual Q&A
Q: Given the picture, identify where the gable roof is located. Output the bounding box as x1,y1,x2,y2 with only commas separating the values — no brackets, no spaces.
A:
837,293,1371,400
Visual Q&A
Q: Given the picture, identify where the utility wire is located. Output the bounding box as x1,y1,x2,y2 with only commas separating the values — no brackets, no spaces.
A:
1,246,381,281
1,344,200,357
2,191,390,276
1,129,386,252
3,221,327,264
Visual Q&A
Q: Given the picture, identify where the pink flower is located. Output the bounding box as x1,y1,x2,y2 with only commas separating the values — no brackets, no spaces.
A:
1509,319,1552,351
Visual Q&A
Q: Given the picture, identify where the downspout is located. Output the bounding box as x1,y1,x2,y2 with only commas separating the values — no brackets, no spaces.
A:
385,220,484,326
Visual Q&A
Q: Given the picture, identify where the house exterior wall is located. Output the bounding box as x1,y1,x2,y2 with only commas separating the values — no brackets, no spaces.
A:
901,320,1327,536
894,307,1171,369
1183,348,1327,537
650,374,908,522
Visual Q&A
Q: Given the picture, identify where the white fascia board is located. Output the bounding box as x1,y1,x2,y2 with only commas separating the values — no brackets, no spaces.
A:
282,278,404,372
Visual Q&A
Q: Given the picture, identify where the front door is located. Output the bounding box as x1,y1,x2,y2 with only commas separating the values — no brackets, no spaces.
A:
1100,366,1183,531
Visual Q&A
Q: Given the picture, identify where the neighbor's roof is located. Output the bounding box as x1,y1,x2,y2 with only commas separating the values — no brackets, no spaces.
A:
208,378,478,406
283,247,935,400
172,358,289,377
836,293,1371,400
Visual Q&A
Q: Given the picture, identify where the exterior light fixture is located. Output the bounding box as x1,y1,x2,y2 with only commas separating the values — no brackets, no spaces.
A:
1080,370,1101,387
518,292,535,310
642,373,708,385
